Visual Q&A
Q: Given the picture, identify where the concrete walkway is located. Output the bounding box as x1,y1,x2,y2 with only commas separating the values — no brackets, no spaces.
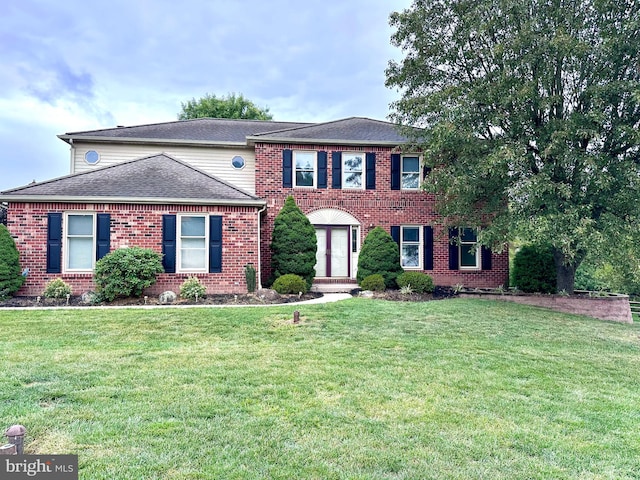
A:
0,293,354,311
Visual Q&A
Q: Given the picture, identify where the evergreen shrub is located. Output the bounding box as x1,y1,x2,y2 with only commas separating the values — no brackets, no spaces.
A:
512,244,556,293
0,225,24,299
396,271,434,293
94,247,164,301
360,273,386,291
272,273,308,294
356,227,403,289
270,196,317,288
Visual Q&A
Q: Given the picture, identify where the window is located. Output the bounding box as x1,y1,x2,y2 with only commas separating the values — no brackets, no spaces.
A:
84,150,100,165
459,228,480,269
178,215,208,271
342,153,363,189
401,226,421,268
294,151,316,187
231,155,245,169
401,156,420,190
65,213,95,271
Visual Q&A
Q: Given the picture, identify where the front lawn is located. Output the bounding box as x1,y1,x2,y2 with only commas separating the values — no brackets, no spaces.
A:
1,298,639,479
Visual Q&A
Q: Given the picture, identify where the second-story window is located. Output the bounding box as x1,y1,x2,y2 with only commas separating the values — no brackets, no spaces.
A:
294,151,317,187
402,156,421,190
342,153,364,189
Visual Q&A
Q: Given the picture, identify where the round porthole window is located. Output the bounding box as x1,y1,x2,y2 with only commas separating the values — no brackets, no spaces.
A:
231,155,245,169
84,150,100,165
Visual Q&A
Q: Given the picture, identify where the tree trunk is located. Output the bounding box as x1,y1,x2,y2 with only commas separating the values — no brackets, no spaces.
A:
553,248,578,294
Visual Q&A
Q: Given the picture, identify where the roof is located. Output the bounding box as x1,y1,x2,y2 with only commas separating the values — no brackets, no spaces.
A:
0,154,265,206
248,117,410,146
58,117,411,147
58,118,314,146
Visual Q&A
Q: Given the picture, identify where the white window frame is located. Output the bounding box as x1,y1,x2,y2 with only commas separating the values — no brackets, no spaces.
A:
401,225,422,270
459,228,480,270
401,155,422,190
64,212,96,273
294,151,317,188
177,214,209,273
342,152,364,190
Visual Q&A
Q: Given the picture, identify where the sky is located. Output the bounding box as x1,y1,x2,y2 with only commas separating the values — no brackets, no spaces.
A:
0,0,413,192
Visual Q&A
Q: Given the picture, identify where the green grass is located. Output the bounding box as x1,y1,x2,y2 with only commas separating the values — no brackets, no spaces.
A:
1,298,639,479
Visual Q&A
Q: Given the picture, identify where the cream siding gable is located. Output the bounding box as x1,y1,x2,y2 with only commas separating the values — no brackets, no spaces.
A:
71,142,256,195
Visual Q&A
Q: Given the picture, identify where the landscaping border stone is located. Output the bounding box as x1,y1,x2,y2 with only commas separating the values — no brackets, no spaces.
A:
459,290,633,323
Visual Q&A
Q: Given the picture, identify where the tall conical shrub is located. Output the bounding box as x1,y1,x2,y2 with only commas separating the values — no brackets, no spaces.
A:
357,227,403,289
0,225,25,299
270,196,317,288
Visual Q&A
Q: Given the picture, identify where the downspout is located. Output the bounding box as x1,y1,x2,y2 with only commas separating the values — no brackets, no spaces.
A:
256,203,267,290
68,138,75,174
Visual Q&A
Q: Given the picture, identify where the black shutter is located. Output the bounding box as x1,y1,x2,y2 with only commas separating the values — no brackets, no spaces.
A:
46,213,62,274
391,226,400,246
423,165,432,181
481,246,492,270
282,149,293,188
448,227,459,270
162,215,176,273
96,213,111,260
209,215,223,273
424,226,434,270
317,151,328,189
391,154,401,190
332,151,342,189
365,152,376,190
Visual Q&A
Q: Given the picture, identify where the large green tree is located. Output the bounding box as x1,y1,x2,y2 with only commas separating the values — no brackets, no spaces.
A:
386,0,640,293
270,196,317,288
178,93,273,120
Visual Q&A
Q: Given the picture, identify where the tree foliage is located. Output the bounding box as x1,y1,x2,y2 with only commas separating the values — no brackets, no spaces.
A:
357,227,404,289
0,224,24,299
386,0,640,293
270,196,317,288
178,92,273,120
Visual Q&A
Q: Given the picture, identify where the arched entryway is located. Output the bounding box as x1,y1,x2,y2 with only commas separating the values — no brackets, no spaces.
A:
307,209,360,279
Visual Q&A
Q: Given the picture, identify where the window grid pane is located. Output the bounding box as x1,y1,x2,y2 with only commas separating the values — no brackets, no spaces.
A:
401,226,421,268
294,152,316,187
343,154,363,189
180,216,207,270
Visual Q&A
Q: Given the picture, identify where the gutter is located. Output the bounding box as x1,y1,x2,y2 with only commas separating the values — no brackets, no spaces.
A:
256,203,267,290
57,135,248,148
0,195,267,208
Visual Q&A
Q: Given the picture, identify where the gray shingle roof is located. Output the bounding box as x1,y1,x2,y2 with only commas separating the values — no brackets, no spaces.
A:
59,118,314,144
58,117,412,146
248,117,410,145
0,154,264,206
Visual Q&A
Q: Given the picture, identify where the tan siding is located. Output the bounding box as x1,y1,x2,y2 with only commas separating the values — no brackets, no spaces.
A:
71,143,256,194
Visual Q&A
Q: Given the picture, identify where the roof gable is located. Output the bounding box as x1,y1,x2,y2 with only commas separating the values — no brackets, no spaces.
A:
1,154,264,206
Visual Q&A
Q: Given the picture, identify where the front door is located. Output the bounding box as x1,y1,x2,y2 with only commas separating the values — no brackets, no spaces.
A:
315,226,349,277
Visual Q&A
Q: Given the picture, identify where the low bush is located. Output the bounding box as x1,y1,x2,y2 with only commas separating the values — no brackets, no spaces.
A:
512,244,556,294
94,247,164,301
272,274,308,294
245,264,257,293
43,278,72,299
396,272,434,293
360,273,386,292
0,224,24,299
356,227,403,289
180,276,206,300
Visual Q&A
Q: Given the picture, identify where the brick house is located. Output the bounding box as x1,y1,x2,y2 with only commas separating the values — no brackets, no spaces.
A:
0,117,509,296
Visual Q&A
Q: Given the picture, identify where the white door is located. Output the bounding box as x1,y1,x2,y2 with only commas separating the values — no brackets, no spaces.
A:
315,227,349,277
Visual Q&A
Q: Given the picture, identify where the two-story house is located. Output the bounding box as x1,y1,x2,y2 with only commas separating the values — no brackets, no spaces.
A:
0,117,509,296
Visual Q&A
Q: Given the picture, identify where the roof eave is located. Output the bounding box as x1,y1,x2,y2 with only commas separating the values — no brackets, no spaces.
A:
0,195,266,207
246,136,407,147
57,135,248,148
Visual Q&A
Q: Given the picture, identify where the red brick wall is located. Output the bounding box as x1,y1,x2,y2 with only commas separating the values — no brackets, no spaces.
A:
255,143,510,288
6,202,260,296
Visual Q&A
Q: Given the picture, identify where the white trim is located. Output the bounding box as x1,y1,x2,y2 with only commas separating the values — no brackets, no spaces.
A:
341,152,364,190
293,150,317,188
177,214,209,273
400,225,422,270
400,154,422,190
307,209,359,225
63,212,96,273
